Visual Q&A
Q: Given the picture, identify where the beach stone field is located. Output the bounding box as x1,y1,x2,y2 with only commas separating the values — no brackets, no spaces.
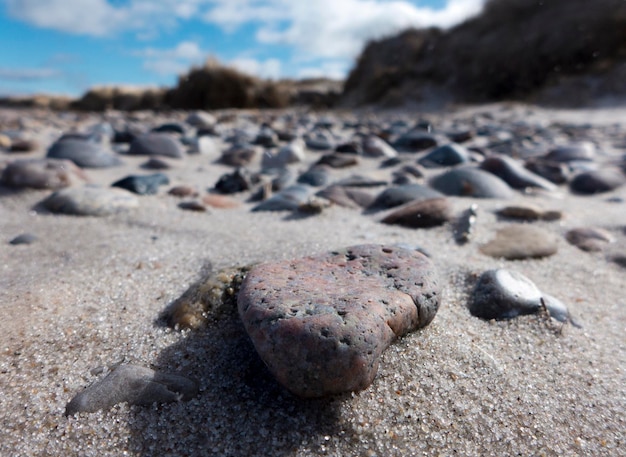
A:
1,104,625,456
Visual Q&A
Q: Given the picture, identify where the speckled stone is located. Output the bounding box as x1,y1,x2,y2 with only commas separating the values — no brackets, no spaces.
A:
238,244,440,397
65,364,197,416
480,225,559,260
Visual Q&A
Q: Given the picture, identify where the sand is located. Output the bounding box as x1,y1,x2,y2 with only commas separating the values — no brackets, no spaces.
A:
0,103,624,456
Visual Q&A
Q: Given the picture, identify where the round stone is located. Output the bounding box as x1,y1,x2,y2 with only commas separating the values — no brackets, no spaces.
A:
47,138,122,168
430,167,515,199
381,197,452,228
41,186,139,216
480,225,559,260
0,158,88,190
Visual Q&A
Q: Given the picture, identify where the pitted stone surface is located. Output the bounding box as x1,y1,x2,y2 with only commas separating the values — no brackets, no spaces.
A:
238,244,440,397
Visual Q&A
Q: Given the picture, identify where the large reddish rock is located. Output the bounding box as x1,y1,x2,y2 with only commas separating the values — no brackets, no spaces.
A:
237,244,440,397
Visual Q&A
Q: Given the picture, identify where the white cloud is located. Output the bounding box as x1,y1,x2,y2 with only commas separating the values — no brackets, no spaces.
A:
0,67,61,81
228,58,282,79
134,41,205,76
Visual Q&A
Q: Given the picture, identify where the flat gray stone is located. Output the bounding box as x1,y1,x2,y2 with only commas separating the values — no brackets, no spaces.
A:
480,225,559,260
238,244,440,397
65,364,197,416
128,133,185,158
47,138,122,168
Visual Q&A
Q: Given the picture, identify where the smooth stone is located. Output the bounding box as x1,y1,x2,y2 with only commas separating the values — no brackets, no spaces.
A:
202,194,241,209
152,123,185,134
254,127,279,148
185,111,216,128
315,153,358,169
569,169,625,194
65,364,197,416
480,225,559,260
9,233,37,245
10,138,38,153
469,269,543,320
42,186,139,216
480,155,557,191
1,158,88,190
189,136,220,156
541,294,577,325
496,204,562,221
168,185,199,197
220,143,258,167
392,131,437,152
251,184,312,212
47,138,122,168
316,185,375,209
297,167,330,187
333,175,389,188
418,143,470,168
565,227,614,252
362,135,398,158
128,133,185,159
214,168,255,194
381,197,452,228
524,158,570,184
304,131,334,150
238,244,440,397
258,167,294,192
545,142,595,162
368,184,443,211
262,140,306,168
141,157,175,170
429,167,515,199
178,201,207,212
112,173,169,195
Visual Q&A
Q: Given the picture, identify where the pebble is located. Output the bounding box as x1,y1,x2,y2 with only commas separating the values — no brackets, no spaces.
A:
430,167,515,199
128,133,185,159
185,111,216,129
362,135,398,158
0,158,88,190
480,155,557,191
297,166,330,187
368,184,443,211
214,168,255,194
47,138,122,168
9,233,37,245
316,185,375,209
168,185,199,198
251,184,311,212
152,123,185,135
569,168,625,194
392,131,438,152
237,244,440,397
545,142,595,162
480,225,559,259
202,194,241,209
141,156,176,170
381,197,452,228
315,153,359,169
220,143,258,167
469,269,544,320
178,201,207,212
496,204,562,221
454,204,478,244
524,158,570,184
418,143,470,168
10,138,38,153
41,186,139,216
65,364,197,416
112,173,169,195
565,227,614,252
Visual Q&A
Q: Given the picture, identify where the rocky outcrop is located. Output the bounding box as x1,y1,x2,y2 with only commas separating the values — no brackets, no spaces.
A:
341,0,626,107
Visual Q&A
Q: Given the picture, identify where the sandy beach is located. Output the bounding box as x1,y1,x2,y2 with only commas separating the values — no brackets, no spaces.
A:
1,103,624,456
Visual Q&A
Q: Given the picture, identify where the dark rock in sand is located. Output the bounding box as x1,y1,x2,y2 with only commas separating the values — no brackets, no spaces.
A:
297,167,330,187
565,227,614,252
251,184,312,212
238,244,440,397
42,186,139,216
480,225,559,259
220,143,258,167
368,184,443,211
9,233,37,245
418,143,470,168
496,204,562,221
569,168,625,194
141,156,176,170
315,153,359,169
333,175,389,188
128,133,185,159
168,185,199,198
381,197,452,228
214,168,255,194
545,142,595,162
470,269,543,320
524,158,570,184
65,364,197,416
47,138,122,168
480,155,557,191
392,131,437,152
178,201,207,212
430,167,515,199
1,158,88,190
112,173,169,195
316,185,375,209
152,123,185,135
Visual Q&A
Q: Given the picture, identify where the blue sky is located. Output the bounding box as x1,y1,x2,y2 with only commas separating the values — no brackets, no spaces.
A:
0,0,486,97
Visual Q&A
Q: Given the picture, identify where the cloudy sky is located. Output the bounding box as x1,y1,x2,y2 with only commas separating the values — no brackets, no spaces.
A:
0,0,486,97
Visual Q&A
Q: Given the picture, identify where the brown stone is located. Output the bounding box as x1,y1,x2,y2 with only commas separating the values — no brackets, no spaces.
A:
480,225,559,260
381,197,452,228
